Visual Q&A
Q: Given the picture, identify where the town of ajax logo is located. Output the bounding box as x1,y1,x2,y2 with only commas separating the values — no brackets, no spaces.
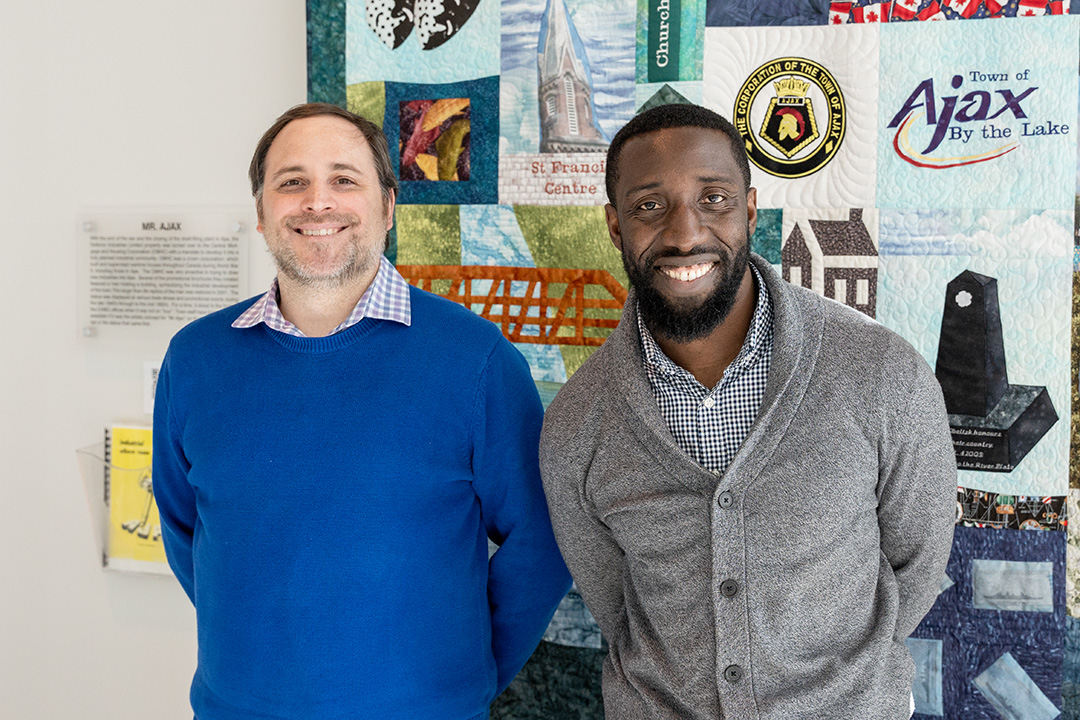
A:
734,58,846,179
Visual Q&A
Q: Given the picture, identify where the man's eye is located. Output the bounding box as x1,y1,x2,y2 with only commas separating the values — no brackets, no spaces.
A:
638,201,659,211
334,177,356,185
280,179,302,187
705,193,724,203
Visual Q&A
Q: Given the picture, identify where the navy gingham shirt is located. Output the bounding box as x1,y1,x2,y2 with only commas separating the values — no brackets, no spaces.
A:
638,262,774,475
232,255,412,336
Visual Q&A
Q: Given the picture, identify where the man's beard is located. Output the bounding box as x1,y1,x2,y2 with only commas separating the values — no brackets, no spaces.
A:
265,212,379,290
624,234,751,343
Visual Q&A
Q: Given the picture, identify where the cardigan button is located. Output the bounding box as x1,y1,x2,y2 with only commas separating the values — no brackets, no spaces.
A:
717,491,734,509
724,664,743,683
721,579,739,597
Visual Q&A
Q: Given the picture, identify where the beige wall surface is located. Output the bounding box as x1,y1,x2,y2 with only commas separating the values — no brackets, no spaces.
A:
0,2,306,717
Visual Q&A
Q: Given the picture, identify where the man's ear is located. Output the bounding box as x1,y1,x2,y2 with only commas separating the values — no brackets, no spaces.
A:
604,203,623,253
384,188,396,232
745,187,758,237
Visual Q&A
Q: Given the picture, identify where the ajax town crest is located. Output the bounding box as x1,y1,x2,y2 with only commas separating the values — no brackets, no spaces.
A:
734,57,846,179
760,77,820,158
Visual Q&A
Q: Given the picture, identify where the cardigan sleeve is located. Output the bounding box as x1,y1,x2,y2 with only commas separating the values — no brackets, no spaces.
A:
876,346,957,641
470,338,572,694
538,391,628,647
152,350,197,603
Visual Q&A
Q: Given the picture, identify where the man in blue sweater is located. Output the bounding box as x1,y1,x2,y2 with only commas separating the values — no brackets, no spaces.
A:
153,103,571,719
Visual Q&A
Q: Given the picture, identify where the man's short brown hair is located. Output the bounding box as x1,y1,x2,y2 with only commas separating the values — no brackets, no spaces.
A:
249,103,399,214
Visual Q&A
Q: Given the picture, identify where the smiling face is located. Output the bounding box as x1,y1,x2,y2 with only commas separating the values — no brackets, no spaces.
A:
605,126,757,343
257,114,395,290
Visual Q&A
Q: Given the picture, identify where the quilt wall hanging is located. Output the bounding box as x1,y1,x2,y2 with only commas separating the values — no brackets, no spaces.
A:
309,1,1080,717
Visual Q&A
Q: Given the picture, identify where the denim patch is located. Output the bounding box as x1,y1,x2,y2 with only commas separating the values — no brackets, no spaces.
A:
973,559,1054,613
973,652,1061,720
906,637,944,716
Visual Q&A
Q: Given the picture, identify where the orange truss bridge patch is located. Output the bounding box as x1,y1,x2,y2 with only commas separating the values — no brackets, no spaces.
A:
397,265,627,346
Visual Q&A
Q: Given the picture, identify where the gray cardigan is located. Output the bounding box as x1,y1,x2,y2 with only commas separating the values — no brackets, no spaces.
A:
539,254,956,720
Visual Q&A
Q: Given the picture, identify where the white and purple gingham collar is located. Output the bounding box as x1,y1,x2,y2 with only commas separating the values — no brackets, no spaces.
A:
232,255,412,337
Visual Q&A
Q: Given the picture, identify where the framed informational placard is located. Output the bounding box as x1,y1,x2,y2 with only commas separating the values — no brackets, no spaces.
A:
76,208,267,338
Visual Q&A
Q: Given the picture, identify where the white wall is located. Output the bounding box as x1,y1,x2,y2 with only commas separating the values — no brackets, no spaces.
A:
0,2,306,716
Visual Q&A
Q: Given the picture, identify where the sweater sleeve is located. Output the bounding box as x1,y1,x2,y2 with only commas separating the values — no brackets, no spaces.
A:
470,339,572,695
876,347,957,641
152,350,197,603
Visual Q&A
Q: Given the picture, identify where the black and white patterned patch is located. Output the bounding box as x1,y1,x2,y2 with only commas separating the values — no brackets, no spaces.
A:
366,0,415,49
415,0,481,50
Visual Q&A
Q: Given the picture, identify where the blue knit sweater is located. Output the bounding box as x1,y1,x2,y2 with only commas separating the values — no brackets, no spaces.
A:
153,286,571,720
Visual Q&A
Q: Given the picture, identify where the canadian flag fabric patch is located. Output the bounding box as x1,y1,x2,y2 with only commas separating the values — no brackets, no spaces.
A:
853,1,892,21
943,0,980,18
830,1,853,24
918,1,947,19
892,0,920,20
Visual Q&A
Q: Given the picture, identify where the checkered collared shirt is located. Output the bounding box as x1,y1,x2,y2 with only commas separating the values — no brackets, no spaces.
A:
232,255,412,335
638,262,774,475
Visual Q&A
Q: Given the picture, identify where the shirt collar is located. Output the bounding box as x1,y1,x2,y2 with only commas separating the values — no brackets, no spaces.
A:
232,255,412,336
638,260,773,382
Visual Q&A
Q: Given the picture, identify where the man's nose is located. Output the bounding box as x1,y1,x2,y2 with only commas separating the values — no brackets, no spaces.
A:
302,184,336,213
664,201,709,251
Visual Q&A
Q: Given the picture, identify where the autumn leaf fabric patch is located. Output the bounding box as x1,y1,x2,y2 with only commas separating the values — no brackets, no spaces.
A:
400,98,472,181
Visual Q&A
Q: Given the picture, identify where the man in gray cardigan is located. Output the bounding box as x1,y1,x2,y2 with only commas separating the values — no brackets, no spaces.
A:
539,104,957,719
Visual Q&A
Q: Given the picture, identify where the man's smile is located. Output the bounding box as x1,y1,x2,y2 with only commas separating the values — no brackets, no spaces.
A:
296,226,347,237
658,262,716,283
652,252,723,287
